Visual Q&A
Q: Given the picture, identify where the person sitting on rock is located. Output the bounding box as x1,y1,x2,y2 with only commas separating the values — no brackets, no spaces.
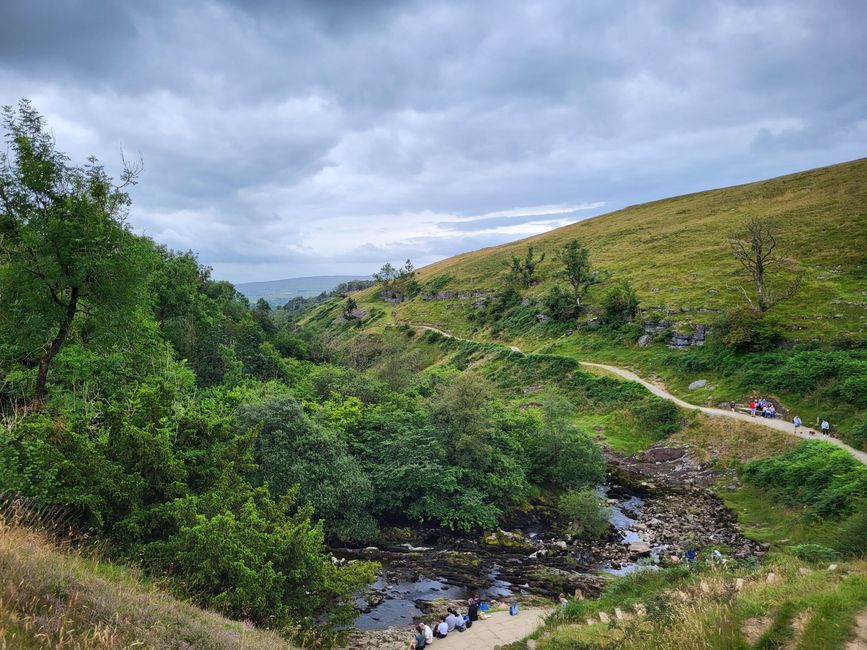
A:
434,615,448,638
418,622,433,645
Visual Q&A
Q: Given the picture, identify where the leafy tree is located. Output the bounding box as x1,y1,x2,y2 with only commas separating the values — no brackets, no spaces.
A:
600,280,639,325
507,246,545,288
238,394,378,542
543,285,578,321
728,217,801,313
555,239,604,307
559,489,611,539
343,296,358,318
0,100,147,406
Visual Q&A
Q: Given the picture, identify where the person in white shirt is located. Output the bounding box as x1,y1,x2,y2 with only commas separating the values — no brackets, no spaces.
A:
447,609,466,632
434,615,448,638
793,415,802,434
418,623,433,645
821,419,830,436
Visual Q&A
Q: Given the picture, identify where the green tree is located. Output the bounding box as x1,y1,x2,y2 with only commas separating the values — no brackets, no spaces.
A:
0,100,147,406
559,489,611,538
555,239,604,307
600,280,639,325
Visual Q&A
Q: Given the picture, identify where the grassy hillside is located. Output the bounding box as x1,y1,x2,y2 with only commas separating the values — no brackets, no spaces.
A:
402,158,866,340
310,159,867,444
0,518,291,649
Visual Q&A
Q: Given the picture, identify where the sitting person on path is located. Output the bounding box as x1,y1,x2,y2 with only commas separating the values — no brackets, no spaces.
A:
419,622,433,646
434,615,449,638
411,625,426,650
446,608,467,632
467,598,479,627
793,415,802,433
821,419,830,436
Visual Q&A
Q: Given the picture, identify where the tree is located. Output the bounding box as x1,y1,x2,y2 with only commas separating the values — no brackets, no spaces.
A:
728,217,801,313
600,280,639,325
555,240,604,307
343,296,358,318
506,246,545,288
0,100,145,406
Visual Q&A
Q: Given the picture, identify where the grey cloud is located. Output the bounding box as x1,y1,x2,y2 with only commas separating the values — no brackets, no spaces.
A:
1,0,865,284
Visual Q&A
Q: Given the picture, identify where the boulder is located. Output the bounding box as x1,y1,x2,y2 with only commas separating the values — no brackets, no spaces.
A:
688,379,708,390
628,542,652,556
638,334,652,347
598,611,610,623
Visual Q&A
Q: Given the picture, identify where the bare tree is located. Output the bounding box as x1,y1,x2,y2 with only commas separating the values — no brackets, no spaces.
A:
728,217,801,313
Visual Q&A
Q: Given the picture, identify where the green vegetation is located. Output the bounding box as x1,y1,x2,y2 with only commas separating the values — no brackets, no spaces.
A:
558,490,611,539
332,159,867,447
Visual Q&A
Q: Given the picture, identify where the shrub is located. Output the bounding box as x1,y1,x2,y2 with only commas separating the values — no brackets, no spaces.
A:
559,489,611,538
633,397,680,438
599,281,639,325
788,543,841,563
543,285,578,322
742,441,867,518
834,504,867,558
714,308,782,351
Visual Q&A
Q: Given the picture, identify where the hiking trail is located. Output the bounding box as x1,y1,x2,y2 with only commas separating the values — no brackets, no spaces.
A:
410,324,867,466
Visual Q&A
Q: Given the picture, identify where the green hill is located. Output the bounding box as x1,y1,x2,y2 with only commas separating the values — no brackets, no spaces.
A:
401,158,866,341
313,159,867,445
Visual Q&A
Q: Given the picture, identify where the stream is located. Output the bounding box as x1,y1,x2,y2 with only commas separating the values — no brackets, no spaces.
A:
340,482,658,630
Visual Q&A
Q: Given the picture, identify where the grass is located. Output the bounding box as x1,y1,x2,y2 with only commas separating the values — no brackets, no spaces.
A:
513,556,867,649
0,516,291,649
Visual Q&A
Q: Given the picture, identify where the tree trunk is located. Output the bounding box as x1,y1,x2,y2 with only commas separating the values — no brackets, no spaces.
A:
32,287,79,409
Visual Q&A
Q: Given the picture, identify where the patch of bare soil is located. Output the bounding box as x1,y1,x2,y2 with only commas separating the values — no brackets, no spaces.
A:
742,616,773,645
846,607,867,650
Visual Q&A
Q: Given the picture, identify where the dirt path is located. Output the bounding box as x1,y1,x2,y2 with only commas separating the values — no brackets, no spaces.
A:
846,607,867,649
431,608,548,650
411,324,867,467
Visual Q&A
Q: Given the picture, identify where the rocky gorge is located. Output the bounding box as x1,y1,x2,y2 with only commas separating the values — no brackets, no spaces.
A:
340,445,764,649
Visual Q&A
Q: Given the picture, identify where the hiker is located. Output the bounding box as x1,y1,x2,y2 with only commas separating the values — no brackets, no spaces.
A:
467,598,479,627
419,622,433,645
821,419,830,436
558,593,569,608
434,615,448,638
749,399,757,417
793,415,802,433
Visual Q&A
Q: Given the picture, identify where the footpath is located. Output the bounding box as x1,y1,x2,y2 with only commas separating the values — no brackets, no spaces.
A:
410,324,867,467
430,608,548,650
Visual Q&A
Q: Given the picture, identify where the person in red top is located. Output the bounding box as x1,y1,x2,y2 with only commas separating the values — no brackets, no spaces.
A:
749,400,757,417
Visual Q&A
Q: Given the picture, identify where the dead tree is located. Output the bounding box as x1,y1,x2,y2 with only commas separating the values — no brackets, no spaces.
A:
728,217,801,313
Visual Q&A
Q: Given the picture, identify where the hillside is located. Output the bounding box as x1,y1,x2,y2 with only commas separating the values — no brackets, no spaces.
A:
401,158,866,340
316,159,867,444
236,275,369,305
0,519,290,649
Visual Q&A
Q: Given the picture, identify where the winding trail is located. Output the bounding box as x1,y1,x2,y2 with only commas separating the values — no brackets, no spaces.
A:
411,324,867,466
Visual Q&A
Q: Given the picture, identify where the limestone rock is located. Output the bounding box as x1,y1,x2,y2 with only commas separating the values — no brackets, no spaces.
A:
638,334,652,347
766,572,777,584
598,611,610,623
628,542,652,556
688,379,708,390
735,578,744,590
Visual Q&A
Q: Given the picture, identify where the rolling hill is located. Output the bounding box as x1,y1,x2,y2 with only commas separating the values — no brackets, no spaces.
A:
397,158,866,341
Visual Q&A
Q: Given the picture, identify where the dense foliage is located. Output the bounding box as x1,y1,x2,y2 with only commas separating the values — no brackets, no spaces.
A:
742,441,867,518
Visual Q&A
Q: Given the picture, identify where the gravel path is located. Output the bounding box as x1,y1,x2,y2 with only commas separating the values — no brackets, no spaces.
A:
410,324,867,466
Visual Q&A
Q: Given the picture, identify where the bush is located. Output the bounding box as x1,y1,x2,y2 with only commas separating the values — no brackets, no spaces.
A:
742,441,867,518
633,397,680,438
599,281,639,325
834,505,867,558
788,543,841,563
714,308,783,351
559,490,611,538
543,285,578,322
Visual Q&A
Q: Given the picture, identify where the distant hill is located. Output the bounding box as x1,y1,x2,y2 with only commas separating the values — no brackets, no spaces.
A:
236,275,370,306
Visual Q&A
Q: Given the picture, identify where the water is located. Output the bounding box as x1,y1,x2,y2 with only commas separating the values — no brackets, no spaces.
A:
354,575,466,630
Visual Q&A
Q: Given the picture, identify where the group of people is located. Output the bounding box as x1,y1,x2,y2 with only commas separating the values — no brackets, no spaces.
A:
409,600,481,649
795,415,831,437
748,397,777,418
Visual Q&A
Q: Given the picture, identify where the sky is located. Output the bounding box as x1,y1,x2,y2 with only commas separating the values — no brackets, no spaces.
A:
1,0,865,283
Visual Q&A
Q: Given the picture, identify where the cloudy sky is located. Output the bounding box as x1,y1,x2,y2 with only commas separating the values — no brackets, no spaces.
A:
1,1,865,283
